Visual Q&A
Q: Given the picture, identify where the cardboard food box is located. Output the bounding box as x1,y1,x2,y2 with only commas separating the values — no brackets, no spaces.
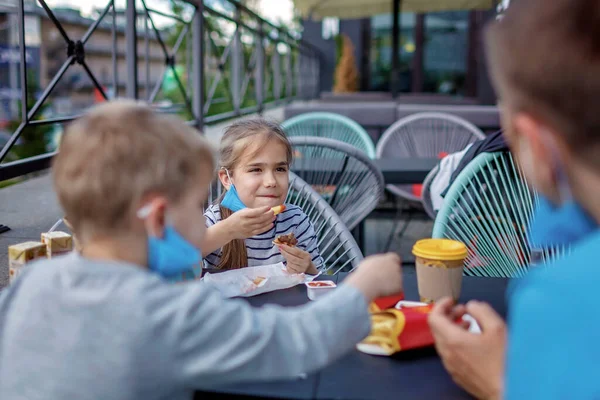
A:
358,299,482,356
357,303,435,356
62,217,82,252
9,265,22,285
41,231,73,258
8,242,47,284
369,293,405,313
8,241,47,268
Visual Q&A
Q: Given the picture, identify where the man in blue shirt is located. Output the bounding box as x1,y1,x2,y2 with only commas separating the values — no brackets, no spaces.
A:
428,0,600,398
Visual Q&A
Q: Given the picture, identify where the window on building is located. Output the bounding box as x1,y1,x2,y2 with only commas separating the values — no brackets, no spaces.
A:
368,11,471,95
369,13,415,92
423,11,469,95
322,17,339,40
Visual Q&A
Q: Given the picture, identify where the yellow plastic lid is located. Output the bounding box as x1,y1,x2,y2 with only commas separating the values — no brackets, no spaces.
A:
412,239,468,261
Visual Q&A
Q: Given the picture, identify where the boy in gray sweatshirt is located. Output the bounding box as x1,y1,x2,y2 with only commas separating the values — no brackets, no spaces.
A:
0,100,404,400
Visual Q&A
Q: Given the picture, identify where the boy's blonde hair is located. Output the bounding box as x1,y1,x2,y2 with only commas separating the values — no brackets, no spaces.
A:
217,118,292,270
53,100,215,241
486,0,600,167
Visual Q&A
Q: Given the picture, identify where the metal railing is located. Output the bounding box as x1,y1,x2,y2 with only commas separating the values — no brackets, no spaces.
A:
0,0,321,182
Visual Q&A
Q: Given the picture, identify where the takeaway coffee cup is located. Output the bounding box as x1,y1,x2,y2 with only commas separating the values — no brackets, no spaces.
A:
412,239,468,303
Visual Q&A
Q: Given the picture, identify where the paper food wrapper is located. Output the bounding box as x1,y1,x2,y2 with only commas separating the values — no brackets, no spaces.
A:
41,231,73,258
202,263,319,298
8,241,46,268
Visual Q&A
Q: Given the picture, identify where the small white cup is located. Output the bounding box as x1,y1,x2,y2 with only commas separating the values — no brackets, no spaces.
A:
305,280,337,301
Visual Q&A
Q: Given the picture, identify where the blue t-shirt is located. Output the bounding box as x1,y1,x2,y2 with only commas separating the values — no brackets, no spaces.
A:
506,229,600,399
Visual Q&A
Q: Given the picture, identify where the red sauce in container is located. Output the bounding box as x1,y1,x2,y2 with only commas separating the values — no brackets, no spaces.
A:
307,281,335,288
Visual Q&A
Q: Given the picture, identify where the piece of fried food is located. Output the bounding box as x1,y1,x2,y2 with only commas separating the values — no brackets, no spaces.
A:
252,276,266,285
271,205,286,215
360,310,405,354
273,232,297,247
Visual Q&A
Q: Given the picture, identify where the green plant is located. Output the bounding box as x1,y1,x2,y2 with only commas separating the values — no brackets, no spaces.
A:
334,34,344,65
0,178,21,189
162,0,299,123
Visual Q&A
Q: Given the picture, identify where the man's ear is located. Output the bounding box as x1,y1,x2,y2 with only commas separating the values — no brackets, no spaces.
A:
513,113,562,202
513,114,550,168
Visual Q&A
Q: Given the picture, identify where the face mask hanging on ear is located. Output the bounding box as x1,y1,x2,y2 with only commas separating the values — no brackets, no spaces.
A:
528,196,596,249
527,136,597,249
220,169,247,212
137,205,202,278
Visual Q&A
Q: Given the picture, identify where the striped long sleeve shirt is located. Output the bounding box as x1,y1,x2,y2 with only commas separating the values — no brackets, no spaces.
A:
203,204,324,270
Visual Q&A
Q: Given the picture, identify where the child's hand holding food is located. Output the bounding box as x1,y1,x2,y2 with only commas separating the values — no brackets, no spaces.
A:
225,206,275,240
277,244,318,275
274,232,318,275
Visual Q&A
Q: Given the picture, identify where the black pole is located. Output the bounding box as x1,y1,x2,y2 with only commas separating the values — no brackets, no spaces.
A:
126,0,139,99
192,1,205,131
412,14,425,93
391,0,401,98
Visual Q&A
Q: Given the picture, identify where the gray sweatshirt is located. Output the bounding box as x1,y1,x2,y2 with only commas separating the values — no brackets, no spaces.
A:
0,253,370,400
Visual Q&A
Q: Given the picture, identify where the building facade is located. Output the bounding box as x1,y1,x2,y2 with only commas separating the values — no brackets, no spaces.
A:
302,7,498,104
0,3,167,122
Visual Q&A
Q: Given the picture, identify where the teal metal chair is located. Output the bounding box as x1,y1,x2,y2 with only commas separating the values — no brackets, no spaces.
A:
377,112,485,251
286,172,364,275
289,136,384,231
377,112,486,203
282,112,376,159
432,151,567,278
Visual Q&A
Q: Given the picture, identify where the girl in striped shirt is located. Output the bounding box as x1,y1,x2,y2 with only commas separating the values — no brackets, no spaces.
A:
202,119,322,274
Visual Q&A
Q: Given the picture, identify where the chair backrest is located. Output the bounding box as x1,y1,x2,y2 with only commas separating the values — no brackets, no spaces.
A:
207,179,223,206
377,112,485,202
282,112,377,159
289,136,384,230
287,171,364,275
421,163,440,220
432,151,567,278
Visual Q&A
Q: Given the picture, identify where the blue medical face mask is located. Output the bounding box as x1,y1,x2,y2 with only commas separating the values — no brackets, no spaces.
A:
137,205,202,278
529,196,597,249
220,169,247,212
527,140,598,249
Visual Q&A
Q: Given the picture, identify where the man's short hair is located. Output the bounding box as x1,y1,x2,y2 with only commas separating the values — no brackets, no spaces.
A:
486,0,600,166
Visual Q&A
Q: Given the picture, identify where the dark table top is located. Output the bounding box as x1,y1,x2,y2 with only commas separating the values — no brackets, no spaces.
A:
198,271,510,400
373,158,438,185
